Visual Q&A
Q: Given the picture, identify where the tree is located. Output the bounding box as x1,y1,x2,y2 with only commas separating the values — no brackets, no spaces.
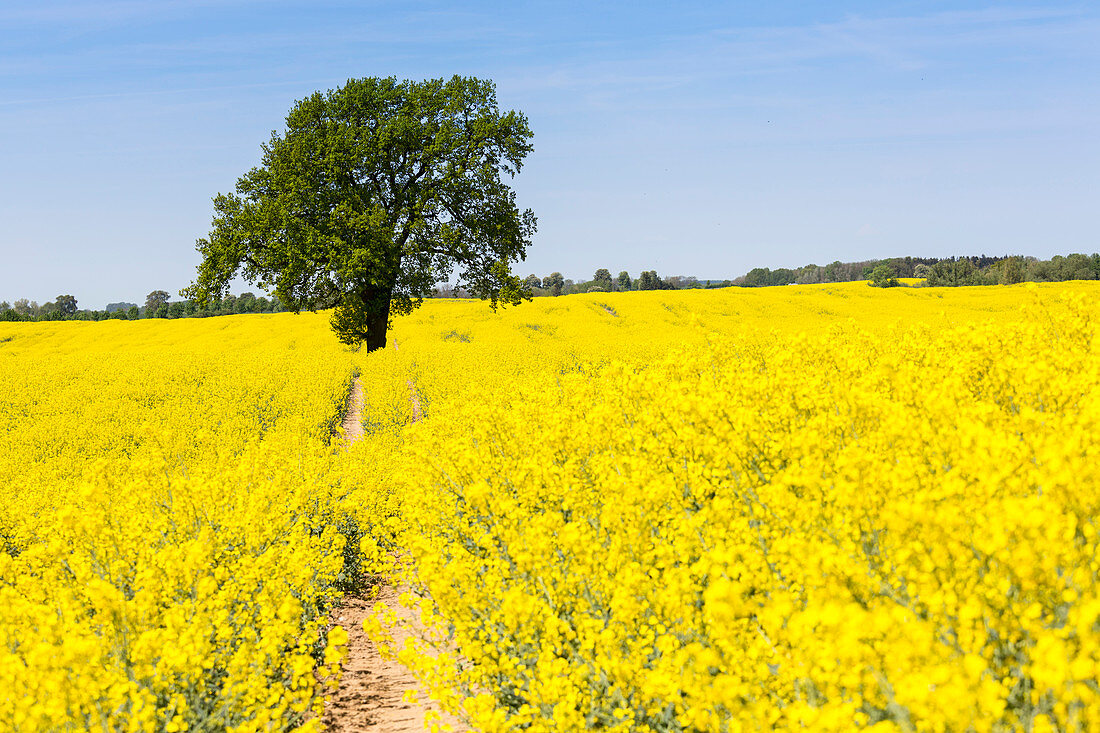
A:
634,270,674,290
523,274,542,292
667,275,699,289
999,256,1025,285
617,271,631,290
636,270,658,290
185,76,536,351
543,272,564,296
869,264,899,288
593,268,613,291
740,268,770,287
145,290,170,316
1061,253,1094,281
925,259,981,287
55,294,77,316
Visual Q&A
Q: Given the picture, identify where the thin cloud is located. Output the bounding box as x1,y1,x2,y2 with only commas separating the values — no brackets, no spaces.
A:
0,78,336,108
0,0,269,26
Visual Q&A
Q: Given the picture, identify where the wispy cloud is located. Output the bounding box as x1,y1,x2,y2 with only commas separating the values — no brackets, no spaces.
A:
0,7,523,90
0,78,335,108
0,0,268,26
486,3,1100,154
503,5,1098,96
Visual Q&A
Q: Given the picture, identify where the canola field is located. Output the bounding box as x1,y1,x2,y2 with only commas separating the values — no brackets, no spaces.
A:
2,281,1099,732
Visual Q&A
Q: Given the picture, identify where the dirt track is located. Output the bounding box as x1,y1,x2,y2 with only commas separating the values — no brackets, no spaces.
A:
323,375,464,732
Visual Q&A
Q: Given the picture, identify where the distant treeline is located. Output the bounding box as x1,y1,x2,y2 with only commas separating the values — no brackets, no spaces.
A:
435,269,733,298
0,290,286,322
2,273,721,321
733,253,1100,287
8,253,1094,322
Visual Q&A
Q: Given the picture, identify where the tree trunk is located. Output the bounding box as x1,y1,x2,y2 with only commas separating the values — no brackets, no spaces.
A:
364,292,391,352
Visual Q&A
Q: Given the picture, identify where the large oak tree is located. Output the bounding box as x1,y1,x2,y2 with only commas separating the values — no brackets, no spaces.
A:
185,76,536,350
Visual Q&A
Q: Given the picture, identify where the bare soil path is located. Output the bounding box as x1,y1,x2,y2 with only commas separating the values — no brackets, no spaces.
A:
324,374,464,732
341,375,366,443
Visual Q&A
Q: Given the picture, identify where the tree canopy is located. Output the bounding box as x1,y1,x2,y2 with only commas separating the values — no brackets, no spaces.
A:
868,264,899,288
185,75,536,350
145,290,170,315
592,268,613,291
54,295,77,316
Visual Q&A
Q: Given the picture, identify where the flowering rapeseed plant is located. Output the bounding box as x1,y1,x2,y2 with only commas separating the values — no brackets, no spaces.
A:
0,314,357,730
3,281,1098,731
359,283,1100,732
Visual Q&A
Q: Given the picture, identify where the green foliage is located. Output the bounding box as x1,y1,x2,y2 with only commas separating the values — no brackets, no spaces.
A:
736,253,1100,288
186,75,536,350
869,264,899,288
145,290,169,316
593,268,613,290
924,259,984,287
442,328,472,343
54,295,77,316
541,271,565,296
999,256,1026,285
542,272,564,289
740,267,797,287
635,270,672,290
328,289,376,346
333,514,369,595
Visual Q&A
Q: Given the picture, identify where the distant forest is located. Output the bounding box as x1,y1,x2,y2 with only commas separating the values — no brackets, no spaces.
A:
497,253,1100,297
440,269,726,298
0,290,286,322
731,253,1100,288
3,253,1098,322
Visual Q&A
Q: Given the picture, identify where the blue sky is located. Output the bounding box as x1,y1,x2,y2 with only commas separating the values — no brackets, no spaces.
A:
1,1,1097,308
